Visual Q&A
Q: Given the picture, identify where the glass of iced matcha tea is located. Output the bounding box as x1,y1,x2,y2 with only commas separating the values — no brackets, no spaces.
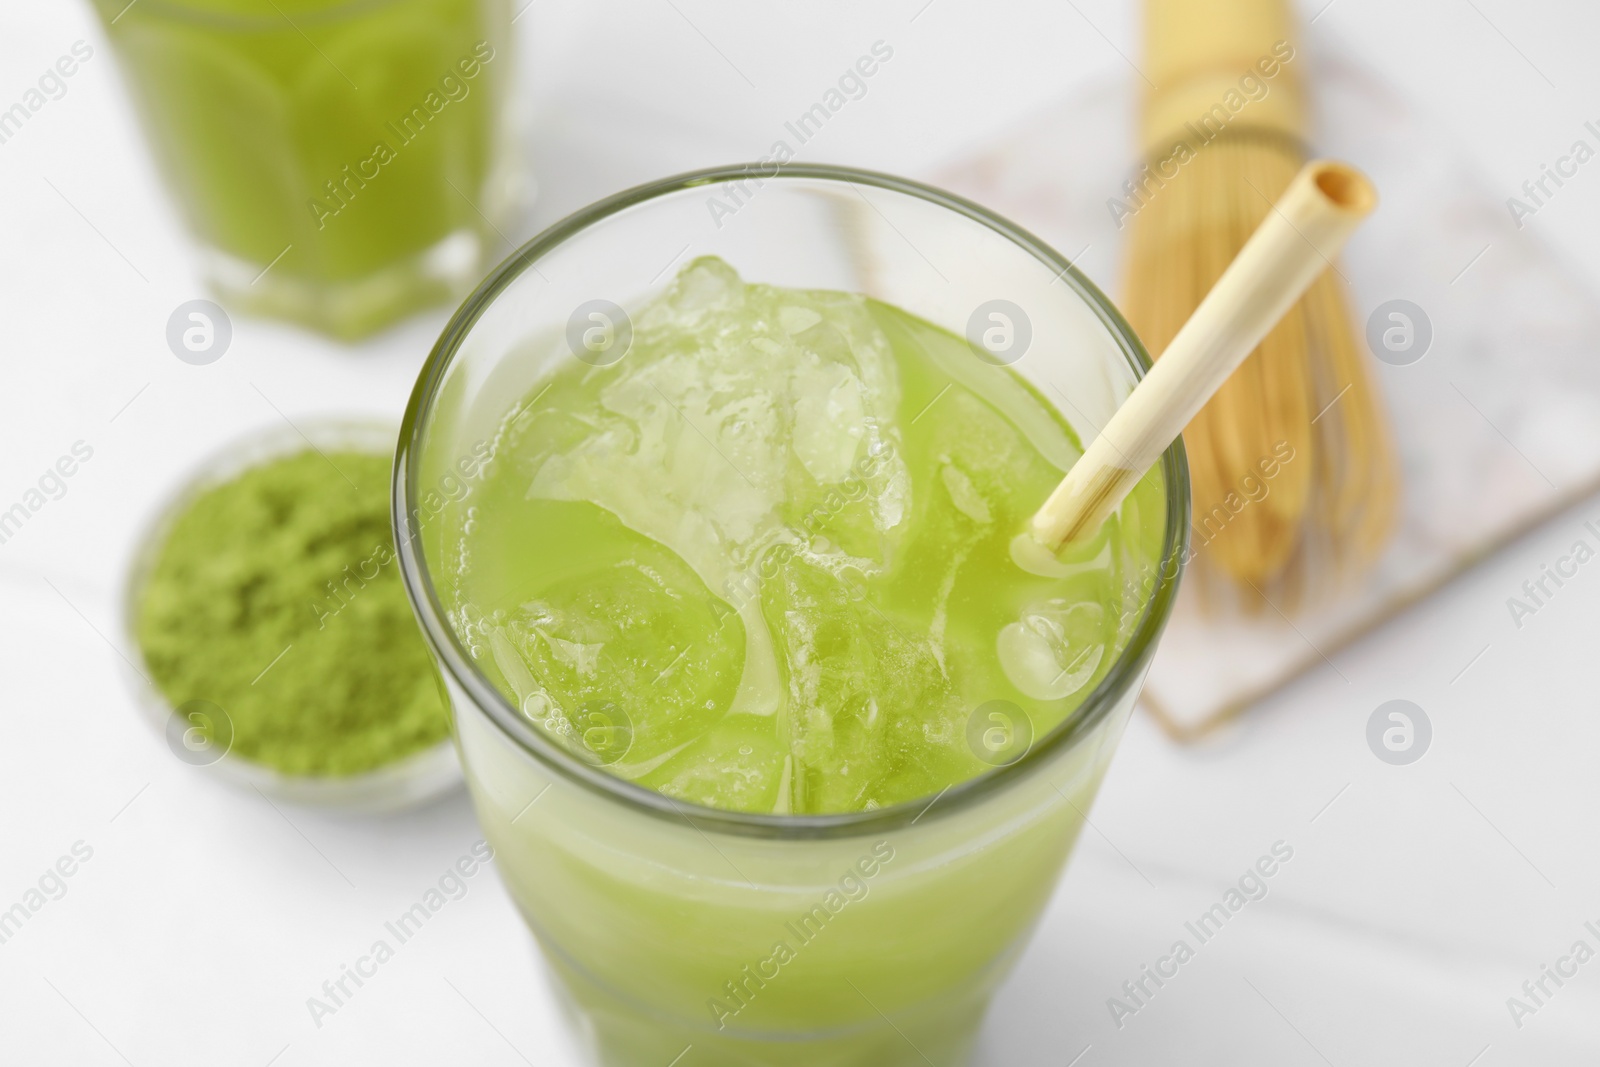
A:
395,166,1189,1066
92,0,514,339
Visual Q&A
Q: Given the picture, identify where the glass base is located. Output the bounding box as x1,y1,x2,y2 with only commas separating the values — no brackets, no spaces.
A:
544,950,986,1067
205,229,487,342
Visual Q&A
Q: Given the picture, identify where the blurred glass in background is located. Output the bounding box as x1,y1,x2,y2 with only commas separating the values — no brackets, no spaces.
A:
92,0,517,340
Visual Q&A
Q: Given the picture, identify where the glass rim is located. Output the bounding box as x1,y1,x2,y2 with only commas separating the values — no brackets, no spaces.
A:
393,162,1191,840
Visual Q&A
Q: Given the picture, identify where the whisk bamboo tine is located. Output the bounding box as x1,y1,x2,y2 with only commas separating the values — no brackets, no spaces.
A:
1115,0,1400,607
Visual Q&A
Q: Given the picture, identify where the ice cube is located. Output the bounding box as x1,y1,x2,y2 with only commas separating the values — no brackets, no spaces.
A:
791,361,865,484
635,713,787,813
940,461,993,525
997,599,1108,701
490,544,744,768
778,305,822,335
761,554,973,812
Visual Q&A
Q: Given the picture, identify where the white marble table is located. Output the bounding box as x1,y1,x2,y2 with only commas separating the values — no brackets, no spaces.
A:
3,1,1598,1064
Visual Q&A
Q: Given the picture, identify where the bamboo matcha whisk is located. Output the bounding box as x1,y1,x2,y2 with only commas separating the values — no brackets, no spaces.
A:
1122,0,1398,607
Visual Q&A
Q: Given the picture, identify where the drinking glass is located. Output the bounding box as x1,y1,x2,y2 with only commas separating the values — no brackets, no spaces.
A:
93,0,517,339
394,165,1190,1066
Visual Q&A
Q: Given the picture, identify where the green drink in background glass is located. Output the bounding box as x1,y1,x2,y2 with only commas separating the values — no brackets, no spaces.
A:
396,167,1189,1066
93,0,514,339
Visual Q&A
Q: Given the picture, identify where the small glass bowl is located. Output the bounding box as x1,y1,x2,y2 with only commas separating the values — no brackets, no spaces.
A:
121,417,462,813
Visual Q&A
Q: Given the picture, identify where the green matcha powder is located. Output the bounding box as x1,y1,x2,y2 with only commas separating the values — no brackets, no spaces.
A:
136,449,451,776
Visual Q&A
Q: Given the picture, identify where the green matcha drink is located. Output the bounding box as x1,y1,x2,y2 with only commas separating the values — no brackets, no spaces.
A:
94,0,511,339
444,256,1163,815
396,168,1187,1067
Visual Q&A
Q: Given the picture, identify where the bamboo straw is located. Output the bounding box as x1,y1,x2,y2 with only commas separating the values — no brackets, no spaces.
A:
1030,160,1376,551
